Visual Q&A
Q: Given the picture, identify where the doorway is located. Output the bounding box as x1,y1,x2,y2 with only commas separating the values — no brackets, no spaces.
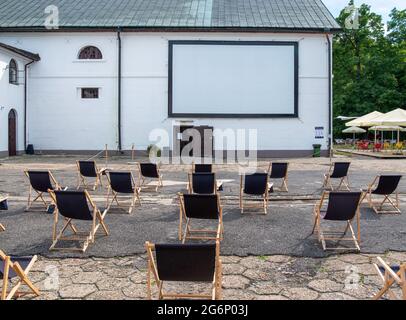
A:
173,125,214,158
8,109,17,156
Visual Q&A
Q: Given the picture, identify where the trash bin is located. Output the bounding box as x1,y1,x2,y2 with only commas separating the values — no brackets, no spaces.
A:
26,144,35,155
312,144,321,157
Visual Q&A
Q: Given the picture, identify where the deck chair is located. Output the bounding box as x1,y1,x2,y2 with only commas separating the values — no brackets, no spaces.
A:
178,193,223,243
188,172,218,195
25,170,61,212
192,163,213,173
137,163,163,192
239,173,269,214
145,241,222,300
0,196,8,232
267,162,289,192
373,257,405,300
362,175,402,214
76,160,105,191
106,171,141,214
312,191,362,252
49,190,109,252
323,162,351,191
0,251,39,300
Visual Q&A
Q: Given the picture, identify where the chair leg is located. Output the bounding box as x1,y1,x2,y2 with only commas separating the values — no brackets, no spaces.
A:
0,223,5,232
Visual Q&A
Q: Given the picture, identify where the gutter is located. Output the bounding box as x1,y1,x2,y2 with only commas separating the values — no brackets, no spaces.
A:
117,27,122,151
326,34,333,158
24,60,36,152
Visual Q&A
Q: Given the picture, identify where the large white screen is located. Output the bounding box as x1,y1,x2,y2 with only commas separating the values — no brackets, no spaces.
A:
170,42,297,117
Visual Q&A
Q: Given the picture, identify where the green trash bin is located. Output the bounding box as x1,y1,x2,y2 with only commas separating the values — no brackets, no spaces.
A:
312,144,321,157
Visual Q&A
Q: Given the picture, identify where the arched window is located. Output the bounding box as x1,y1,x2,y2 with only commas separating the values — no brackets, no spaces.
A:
9,59,18,84
78,46,103,59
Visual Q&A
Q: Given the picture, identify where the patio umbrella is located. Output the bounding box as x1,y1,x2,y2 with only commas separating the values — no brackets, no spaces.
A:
342,126,366,141
345,111,383,127
369,125,406,143
369,108,406,127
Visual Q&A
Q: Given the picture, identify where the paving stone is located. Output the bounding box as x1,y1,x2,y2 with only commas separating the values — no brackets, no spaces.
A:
248,282,283,295
223,263,247,275
122,283,147,299
72,272,104,284
221,256,242,264
87,290,128,300
240,256,271,269
283,287,319,300
96,277,131,291
267,255,291,263
223,275,250,289
254,294,289,300
386,252,406,263
59,284,97,298
222,289,257,300
318,292,355,300
243,269,273,281
308,279,343,293
338,254,371,264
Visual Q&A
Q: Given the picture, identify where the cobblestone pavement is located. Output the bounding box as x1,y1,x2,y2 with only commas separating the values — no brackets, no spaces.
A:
10,251,402,300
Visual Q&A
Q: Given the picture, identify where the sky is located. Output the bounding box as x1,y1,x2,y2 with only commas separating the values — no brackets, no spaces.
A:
322,0,405,23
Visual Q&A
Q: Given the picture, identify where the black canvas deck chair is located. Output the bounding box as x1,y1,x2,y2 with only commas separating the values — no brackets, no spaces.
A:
188,172,218,194
312,191,362,252
0,195,8,232
106,171,141,214
137,162,163,192
267,162,289,192
178,193,223,243
362,175,402,214
323,162,351,191
76,160,105,191
239,173,270,214
192,163,213,173
49,190,109,252
145,241,222,300
25,170,61,212
373,257,405,300
0,251,39,300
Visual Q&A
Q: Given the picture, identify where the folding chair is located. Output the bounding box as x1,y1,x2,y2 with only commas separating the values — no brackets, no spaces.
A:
192,163,213,173
145,241,222,300
76,160,105,191
106,171,141,214
239,173,270,214
373,257,405,300
49,190,109,252
188,172,218,194
323,162,351,191
267,162,289,192
0,251,39,300
25,170,61,212
0,196,8,232
137,163,163,192
178,193,223,243
312,191,362,252
362,175,402,214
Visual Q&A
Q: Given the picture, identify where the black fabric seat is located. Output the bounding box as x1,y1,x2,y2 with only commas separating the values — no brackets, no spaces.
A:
330,162,350,178
183,194,219,220
155,244,216,282
27,171,55,192
194,164,212,173
269,163,288,179
371,176,402,195
378,265,401,274
78,161,98,177
191,173,216,194
0,256,32,279
108,172,134,194
54,191,93,221
140,163,159,178
323,192,362,221
244,173,268,195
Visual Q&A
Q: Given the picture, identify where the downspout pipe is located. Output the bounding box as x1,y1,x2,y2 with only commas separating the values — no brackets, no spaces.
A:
117,27,122,152
24,60,35,152
326,34,333,159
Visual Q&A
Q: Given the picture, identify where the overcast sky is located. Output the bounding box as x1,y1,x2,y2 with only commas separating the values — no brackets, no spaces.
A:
323,0,404,23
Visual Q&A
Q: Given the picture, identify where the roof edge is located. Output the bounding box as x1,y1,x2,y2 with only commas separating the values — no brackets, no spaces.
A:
0,42,40,61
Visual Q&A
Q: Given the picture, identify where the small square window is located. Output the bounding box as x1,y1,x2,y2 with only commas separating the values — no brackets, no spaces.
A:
81,88,99,99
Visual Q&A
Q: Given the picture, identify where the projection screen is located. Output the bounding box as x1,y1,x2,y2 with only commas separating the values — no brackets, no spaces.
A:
169,41,298,118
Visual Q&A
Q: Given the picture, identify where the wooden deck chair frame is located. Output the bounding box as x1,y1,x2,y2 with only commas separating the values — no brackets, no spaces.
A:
312,191,361,252
267,162,289,192
0,195,7,232
76,160,104,191
105,172,141,214
322,163,351,191
373,257,405,300
49,190,109,253
145,241,222,300
178,193,223,243
239,175,270,214
24,170,60,212
362,176,401,214
136,162,164,192
0,251,39,300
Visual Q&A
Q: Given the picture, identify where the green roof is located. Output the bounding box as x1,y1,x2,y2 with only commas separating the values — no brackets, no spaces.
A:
0,0,341,32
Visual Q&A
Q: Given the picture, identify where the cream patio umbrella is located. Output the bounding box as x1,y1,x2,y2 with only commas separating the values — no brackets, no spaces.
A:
342,126,366,141
369,108,406,127
345,111,384,127
369,125,406,143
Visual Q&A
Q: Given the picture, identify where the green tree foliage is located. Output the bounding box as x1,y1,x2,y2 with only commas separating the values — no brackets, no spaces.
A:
333,2,406,138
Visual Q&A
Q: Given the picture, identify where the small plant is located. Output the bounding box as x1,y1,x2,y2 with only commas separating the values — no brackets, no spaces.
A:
147,144,161,158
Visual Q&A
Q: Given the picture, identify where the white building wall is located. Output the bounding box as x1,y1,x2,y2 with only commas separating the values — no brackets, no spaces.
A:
0,32,330,154
0,50,28,155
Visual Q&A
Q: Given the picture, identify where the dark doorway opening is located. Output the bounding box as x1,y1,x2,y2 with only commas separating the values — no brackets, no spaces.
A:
173,125,214,158
8,109,17,156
